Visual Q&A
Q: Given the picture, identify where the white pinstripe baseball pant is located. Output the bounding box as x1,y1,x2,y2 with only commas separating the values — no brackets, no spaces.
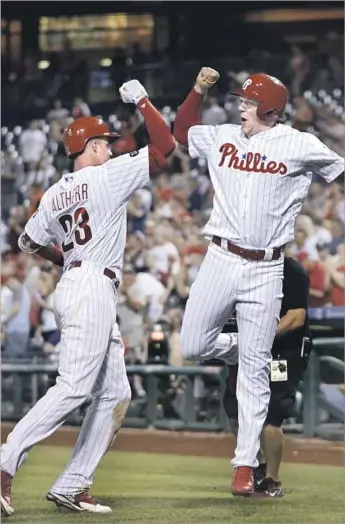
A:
1,264,131,494
180,243,283,468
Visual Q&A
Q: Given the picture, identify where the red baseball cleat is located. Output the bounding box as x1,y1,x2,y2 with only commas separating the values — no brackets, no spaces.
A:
231,466,254,496
1,470,14,517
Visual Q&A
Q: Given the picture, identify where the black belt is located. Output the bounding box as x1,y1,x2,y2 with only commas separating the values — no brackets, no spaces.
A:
212,236,283,261
68,261,119,288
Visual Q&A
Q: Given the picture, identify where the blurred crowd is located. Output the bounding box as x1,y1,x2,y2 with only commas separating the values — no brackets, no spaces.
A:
1,51,344,370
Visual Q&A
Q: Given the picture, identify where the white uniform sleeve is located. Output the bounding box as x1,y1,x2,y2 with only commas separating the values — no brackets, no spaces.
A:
305,134,344,183
24,193,54,246
188,125,218,159
105,146,150,203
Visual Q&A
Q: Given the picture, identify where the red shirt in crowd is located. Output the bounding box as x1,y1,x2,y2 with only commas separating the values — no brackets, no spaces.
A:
330,264,345,306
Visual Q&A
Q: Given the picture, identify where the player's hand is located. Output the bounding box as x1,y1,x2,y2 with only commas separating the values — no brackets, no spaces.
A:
119,80,149,105
195,67,220,95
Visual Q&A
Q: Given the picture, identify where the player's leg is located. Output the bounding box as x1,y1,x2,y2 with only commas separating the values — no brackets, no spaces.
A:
49,328,131,496
232,259,284,470
222,363,268,489
1,272,116,479
180,244,240,362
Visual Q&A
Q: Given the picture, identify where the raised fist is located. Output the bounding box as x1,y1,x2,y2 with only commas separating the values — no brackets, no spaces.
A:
119,80,148,105
195,67,220,95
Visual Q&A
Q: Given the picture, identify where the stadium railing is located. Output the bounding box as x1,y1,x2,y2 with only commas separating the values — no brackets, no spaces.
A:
1,337,344,439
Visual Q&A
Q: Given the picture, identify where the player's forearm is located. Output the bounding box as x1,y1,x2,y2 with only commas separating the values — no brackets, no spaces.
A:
275,309,306,337
36,244,64,267
173,88,204,145
137,98,175,158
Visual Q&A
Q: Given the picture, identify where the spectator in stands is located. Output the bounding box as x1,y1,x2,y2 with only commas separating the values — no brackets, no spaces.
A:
288,45,311,97
6,206,26,254
328,218,344,255
312,217,333,246
201,95,227,126
301,181,327,221
71,97,91,119
34,265,60,351
316,242,333,302
291,96,314,132
125,232,154,273
29,182,44,217
329,242,345,306
47,99,69,126
2,272,31,359
117,263,166,397
26,157,56,191
127,190,150,233
1,275,13,342
324,183,344,223
1,220,10,254
149,229,180,284
188,176,205,213
1,151,23,219
19,120,47,172
298,253,328,308
289,228,318,262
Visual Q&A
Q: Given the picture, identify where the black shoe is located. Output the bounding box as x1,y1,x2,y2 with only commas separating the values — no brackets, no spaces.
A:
255,477,284,498
253,463,267,489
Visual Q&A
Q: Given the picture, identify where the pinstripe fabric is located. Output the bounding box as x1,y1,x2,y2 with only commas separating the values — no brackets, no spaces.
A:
24,147,150,273
1,266,131,490
183,121,342,468
188,124,344,249
181,244,283,467
0,146,149,492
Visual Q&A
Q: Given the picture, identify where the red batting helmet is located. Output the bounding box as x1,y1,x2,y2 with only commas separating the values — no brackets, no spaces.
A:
231,73,289,119
63,116,120,158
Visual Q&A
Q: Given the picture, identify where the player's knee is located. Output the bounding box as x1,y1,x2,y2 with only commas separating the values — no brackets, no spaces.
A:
56,376,93,404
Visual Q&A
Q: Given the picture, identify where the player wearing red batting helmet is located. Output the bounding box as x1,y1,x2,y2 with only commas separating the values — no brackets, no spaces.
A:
63,116,120,158
230,73,289,120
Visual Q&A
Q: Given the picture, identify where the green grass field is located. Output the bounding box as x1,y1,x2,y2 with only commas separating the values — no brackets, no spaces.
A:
9,446,344,523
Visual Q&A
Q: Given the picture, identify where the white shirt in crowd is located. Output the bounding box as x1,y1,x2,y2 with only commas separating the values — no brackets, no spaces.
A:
135,188,152,214
19,129,47,164
6,284,31,334
149,241,180,276
41,292,58,332
126,272,166,322
1,285,13,324
289,238,319,261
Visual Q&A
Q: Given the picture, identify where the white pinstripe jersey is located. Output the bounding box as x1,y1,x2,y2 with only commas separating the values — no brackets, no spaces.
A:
189,123,344,249
24,147,150,272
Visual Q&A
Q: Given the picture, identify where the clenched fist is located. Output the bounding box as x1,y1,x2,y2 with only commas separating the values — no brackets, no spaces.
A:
119,79,148,105
195,67,220,95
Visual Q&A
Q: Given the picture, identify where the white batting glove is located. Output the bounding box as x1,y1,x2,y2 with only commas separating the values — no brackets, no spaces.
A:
119,80,148,105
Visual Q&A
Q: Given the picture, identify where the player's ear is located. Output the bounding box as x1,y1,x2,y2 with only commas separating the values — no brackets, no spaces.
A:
91,140,99,154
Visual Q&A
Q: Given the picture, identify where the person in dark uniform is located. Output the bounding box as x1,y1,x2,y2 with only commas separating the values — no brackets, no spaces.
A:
223,256,313,497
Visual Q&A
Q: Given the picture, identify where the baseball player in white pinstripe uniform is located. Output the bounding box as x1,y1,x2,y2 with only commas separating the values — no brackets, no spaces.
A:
173,68,344,496
1,80,175,517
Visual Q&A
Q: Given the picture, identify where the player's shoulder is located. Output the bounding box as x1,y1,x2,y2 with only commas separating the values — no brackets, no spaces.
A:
215,123,240,139
277,123,316,143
